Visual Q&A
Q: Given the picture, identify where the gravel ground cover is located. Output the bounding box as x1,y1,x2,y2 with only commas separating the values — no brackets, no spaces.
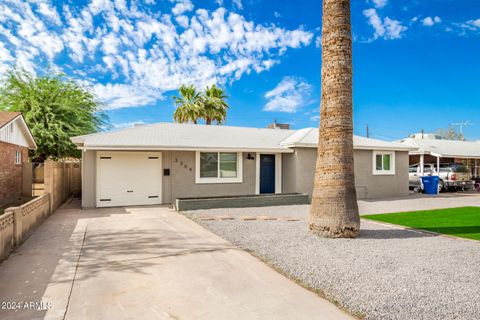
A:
184,205,480,320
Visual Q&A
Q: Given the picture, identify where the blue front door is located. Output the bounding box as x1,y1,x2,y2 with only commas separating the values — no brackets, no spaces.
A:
260,154,275,194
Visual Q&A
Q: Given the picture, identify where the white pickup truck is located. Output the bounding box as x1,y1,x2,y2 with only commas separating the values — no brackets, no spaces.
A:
409,163,473,192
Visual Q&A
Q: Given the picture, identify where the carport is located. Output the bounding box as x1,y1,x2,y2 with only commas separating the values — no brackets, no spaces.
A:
399,137,480,177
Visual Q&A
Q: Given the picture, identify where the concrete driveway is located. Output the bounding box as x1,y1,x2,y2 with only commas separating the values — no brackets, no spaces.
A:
0,200,353,320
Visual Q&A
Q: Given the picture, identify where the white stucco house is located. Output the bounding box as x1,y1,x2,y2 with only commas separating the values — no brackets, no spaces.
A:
71,123,415,208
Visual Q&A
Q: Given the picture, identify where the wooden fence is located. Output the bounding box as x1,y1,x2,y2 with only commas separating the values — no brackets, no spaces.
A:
44,160,81,212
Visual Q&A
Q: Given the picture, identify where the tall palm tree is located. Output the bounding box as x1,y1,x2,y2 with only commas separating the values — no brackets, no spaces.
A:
309,0,360,238
173,84,202,124
201,84,228,125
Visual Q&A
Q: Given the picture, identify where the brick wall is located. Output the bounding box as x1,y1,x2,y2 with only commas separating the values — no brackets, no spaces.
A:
0,141,29,205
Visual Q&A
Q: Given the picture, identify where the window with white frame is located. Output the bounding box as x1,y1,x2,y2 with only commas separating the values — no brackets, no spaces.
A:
196,152,243,183
373,151,395,175
15,150,21,165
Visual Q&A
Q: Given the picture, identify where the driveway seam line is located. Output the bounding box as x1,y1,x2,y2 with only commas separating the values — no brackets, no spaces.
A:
62,223,88,320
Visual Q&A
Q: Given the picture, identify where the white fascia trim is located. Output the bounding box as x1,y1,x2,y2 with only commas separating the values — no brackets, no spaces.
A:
77,146,294,153
372,150,396,176
283,143,416,152
355,146,417,152
15,115,37,150
195,151,243,184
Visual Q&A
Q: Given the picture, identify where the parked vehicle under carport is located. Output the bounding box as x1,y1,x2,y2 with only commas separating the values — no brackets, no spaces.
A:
409,163,473,192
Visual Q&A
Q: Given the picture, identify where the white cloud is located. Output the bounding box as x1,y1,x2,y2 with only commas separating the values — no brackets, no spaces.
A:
363,8,407,40
29,31,64,59
233,0,243,10
0,0,313,110
102,33,120,54
37,2,61,25
175,15,189,28
422,16,441,27
451,18,480,36
457,18,480,32
264,76,312,113
93,83,160,109
470,19,480,28
112,121,146,129
172,0,194,16
372,0,388,9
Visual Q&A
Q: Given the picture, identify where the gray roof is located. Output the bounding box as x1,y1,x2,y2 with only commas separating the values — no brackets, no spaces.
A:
399,137,480,158
281,128,415,151
72,122,295,152
72,123,415,152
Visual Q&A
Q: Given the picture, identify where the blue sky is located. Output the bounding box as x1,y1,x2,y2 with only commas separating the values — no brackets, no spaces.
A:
0,0,479,140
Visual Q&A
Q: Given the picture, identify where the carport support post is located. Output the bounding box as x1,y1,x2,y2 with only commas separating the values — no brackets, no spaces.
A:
420,154,424,176
475,159,478,177
437,156,440,176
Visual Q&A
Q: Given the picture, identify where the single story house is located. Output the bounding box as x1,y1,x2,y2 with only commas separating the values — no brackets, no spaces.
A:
71,123,415,208
399,134,480,177
0,112,37,205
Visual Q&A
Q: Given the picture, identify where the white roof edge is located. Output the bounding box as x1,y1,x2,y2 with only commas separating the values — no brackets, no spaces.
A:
285,143,416,151
12,114,37,150
77,146,294,153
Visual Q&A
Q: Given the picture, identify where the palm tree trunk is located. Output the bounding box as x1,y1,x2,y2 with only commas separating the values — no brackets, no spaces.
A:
308,0,360,238
206,118,212,125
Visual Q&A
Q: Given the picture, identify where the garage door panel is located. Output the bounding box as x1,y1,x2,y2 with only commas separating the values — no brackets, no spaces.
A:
97,152,162,207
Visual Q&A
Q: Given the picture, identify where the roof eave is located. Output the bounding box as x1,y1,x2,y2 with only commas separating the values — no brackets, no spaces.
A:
77,145,294,153
284,143,416,152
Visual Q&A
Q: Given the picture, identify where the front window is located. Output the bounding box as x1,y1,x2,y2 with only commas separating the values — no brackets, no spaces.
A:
200,153,219,178
15,150,21,165
373,151,395,175
196,152,242,183
220,153,237,178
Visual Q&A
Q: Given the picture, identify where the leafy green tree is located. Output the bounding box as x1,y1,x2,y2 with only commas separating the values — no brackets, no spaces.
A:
202,84,228,125
0,68,107,162
173,84,202,124
173,84,229,125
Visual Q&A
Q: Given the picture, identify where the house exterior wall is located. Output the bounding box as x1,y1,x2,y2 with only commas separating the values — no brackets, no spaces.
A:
80,148,409,207
281,153,296,194
0,141,29,205
164,151,256,204
284,147,410,200
81,150,257,207
81,150,96,208
354,149,410,199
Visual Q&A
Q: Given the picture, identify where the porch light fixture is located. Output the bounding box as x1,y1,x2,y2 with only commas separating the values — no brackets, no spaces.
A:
247,153,255,160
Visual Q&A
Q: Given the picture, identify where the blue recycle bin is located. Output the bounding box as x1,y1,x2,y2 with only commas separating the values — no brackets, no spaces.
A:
421,176,439,195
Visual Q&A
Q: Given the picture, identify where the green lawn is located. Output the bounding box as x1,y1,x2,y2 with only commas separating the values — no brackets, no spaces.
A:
363,207,480,241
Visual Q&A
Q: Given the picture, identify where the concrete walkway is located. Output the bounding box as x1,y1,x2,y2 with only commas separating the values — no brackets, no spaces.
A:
0,200,353,320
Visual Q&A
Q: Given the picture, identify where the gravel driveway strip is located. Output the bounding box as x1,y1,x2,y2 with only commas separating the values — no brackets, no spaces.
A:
184,205,480,320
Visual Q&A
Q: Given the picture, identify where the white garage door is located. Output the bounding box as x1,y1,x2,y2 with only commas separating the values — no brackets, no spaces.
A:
96,151,162,207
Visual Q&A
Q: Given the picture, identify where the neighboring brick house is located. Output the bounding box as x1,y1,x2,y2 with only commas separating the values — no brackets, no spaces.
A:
0,112,37,205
